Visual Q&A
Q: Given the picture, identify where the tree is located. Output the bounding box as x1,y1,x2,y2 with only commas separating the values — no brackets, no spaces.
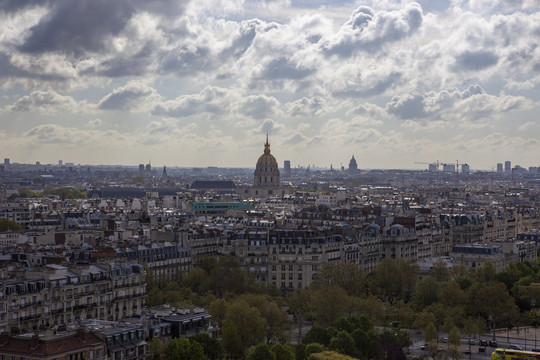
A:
163,338,207,360
368,258,419,301
448,326,462,360
351,329,376,360
288,289,314,339
305,343,326,358
222,323,243,360
271,343,295,360
431,260,451,282
192,333,224,360
208,298,228,329
147,337,164,360
410,277,440,311
310,286,351,327
308,351,358,360
329,331,356,358
424,322,437,344
247,344,275,360
303,327,332,347
238,294,290,343
311,262,364,296
223,301,267,352
0,219,23,232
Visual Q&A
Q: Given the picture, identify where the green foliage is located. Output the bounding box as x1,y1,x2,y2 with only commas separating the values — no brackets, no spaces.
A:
310,286,351,327
248,343,276,360
148,337,165,360
329,331,356,358
192,333,224,360
351,329,376,360
368,258,419,302
304,343,326,358
302,327,331,347
308,351,357,360
0,219,23,232
223,301,267,352
271,343,295,360
448,326,461,347
424,322,437,343
163,337,207,360
311,261,365,296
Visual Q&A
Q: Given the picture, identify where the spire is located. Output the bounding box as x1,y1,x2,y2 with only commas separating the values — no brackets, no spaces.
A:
264,134,271,154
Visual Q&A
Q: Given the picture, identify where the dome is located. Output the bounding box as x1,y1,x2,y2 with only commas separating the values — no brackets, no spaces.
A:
254,135,280,188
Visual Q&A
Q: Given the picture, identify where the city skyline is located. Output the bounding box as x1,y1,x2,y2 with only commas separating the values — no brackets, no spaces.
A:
0,1,539,169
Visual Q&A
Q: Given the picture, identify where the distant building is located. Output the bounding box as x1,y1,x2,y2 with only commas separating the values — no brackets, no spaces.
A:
348,155,358,172
428,163,437,172
139,164,145,172
244,135,289,197
145,163,151,172
461,164,470,173
284,160,291,177
443,164,455,172
505,160,511,172
497,163,503,173
3,158,9,166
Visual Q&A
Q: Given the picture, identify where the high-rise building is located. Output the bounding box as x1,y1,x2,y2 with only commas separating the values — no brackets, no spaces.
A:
145,163,152,172
505,161,511,172
138,164,144,172
497,163,503,173
3,159,9,166
461,164,470,173
428,163,437,172
443,164,455,172
284,160,291,177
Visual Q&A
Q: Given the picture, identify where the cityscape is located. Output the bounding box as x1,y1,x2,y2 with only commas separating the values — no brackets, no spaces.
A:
1,1,540,360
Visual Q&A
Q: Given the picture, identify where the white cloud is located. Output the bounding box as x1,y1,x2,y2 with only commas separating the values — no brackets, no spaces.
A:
98,80,161,112
7,90,90,113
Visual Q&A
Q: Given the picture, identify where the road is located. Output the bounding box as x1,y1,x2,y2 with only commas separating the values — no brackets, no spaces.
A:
408,327,540,360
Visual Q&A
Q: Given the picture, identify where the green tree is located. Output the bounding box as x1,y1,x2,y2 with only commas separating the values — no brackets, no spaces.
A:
192,333,224,360
424,322,438,344
208,298,228,329
431,260,451,282
351,329,376,360
222,323,243,360
310,286,351,327
304,343,326,358
163,338,207,360
302,327,331,347
448,326,462,360
329,331,356,358
238,294,290,343
147,337,164,360
247,344,275,360
271,343,295,360
223,301,267,352
288,289,314,339
0,219,23,232
311,261,364,296
308,351,358,360
368,258,419,301
410,277,440,311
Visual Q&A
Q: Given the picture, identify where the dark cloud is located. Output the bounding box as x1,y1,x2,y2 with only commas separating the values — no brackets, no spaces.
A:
159,46,213,76
98,81,158,111
453,50,499,71
386,94,426,119
240,95,279,119
17,0,186,58
258,57,315,80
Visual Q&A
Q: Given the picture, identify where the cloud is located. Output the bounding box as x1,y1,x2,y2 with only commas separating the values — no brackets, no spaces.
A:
98,80,161,112
7,90,89,113
518,121,535,132
285,96,326,117
151,86,234,118
452,50,499,71
386,85,533,122
323,3,423,57
87,118,102,128
23,123,130,147
240,94,280,119
17,0,185,57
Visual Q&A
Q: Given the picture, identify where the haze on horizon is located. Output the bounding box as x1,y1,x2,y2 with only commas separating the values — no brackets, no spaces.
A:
0,0,539,170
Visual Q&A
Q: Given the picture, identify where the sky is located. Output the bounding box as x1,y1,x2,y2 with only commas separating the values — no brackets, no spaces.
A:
0,0,539,171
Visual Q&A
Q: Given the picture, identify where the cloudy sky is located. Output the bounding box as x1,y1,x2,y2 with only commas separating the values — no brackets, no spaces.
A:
0,0,539,170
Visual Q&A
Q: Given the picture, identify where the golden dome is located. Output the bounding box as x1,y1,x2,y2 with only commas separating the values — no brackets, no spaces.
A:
254,135,280,188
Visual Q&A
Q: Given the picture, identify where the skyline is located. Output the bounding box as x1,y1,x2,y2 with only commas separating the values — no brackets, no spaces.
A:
0,1,539,169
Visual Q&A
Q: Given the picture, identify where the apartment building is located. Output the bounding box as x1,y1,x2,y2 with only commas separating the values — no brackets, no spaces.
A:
0,262,145,334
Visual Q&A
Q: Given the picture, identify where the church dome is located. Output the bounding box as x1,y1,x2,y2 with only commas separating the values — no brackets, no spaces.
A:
254,135,280,188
